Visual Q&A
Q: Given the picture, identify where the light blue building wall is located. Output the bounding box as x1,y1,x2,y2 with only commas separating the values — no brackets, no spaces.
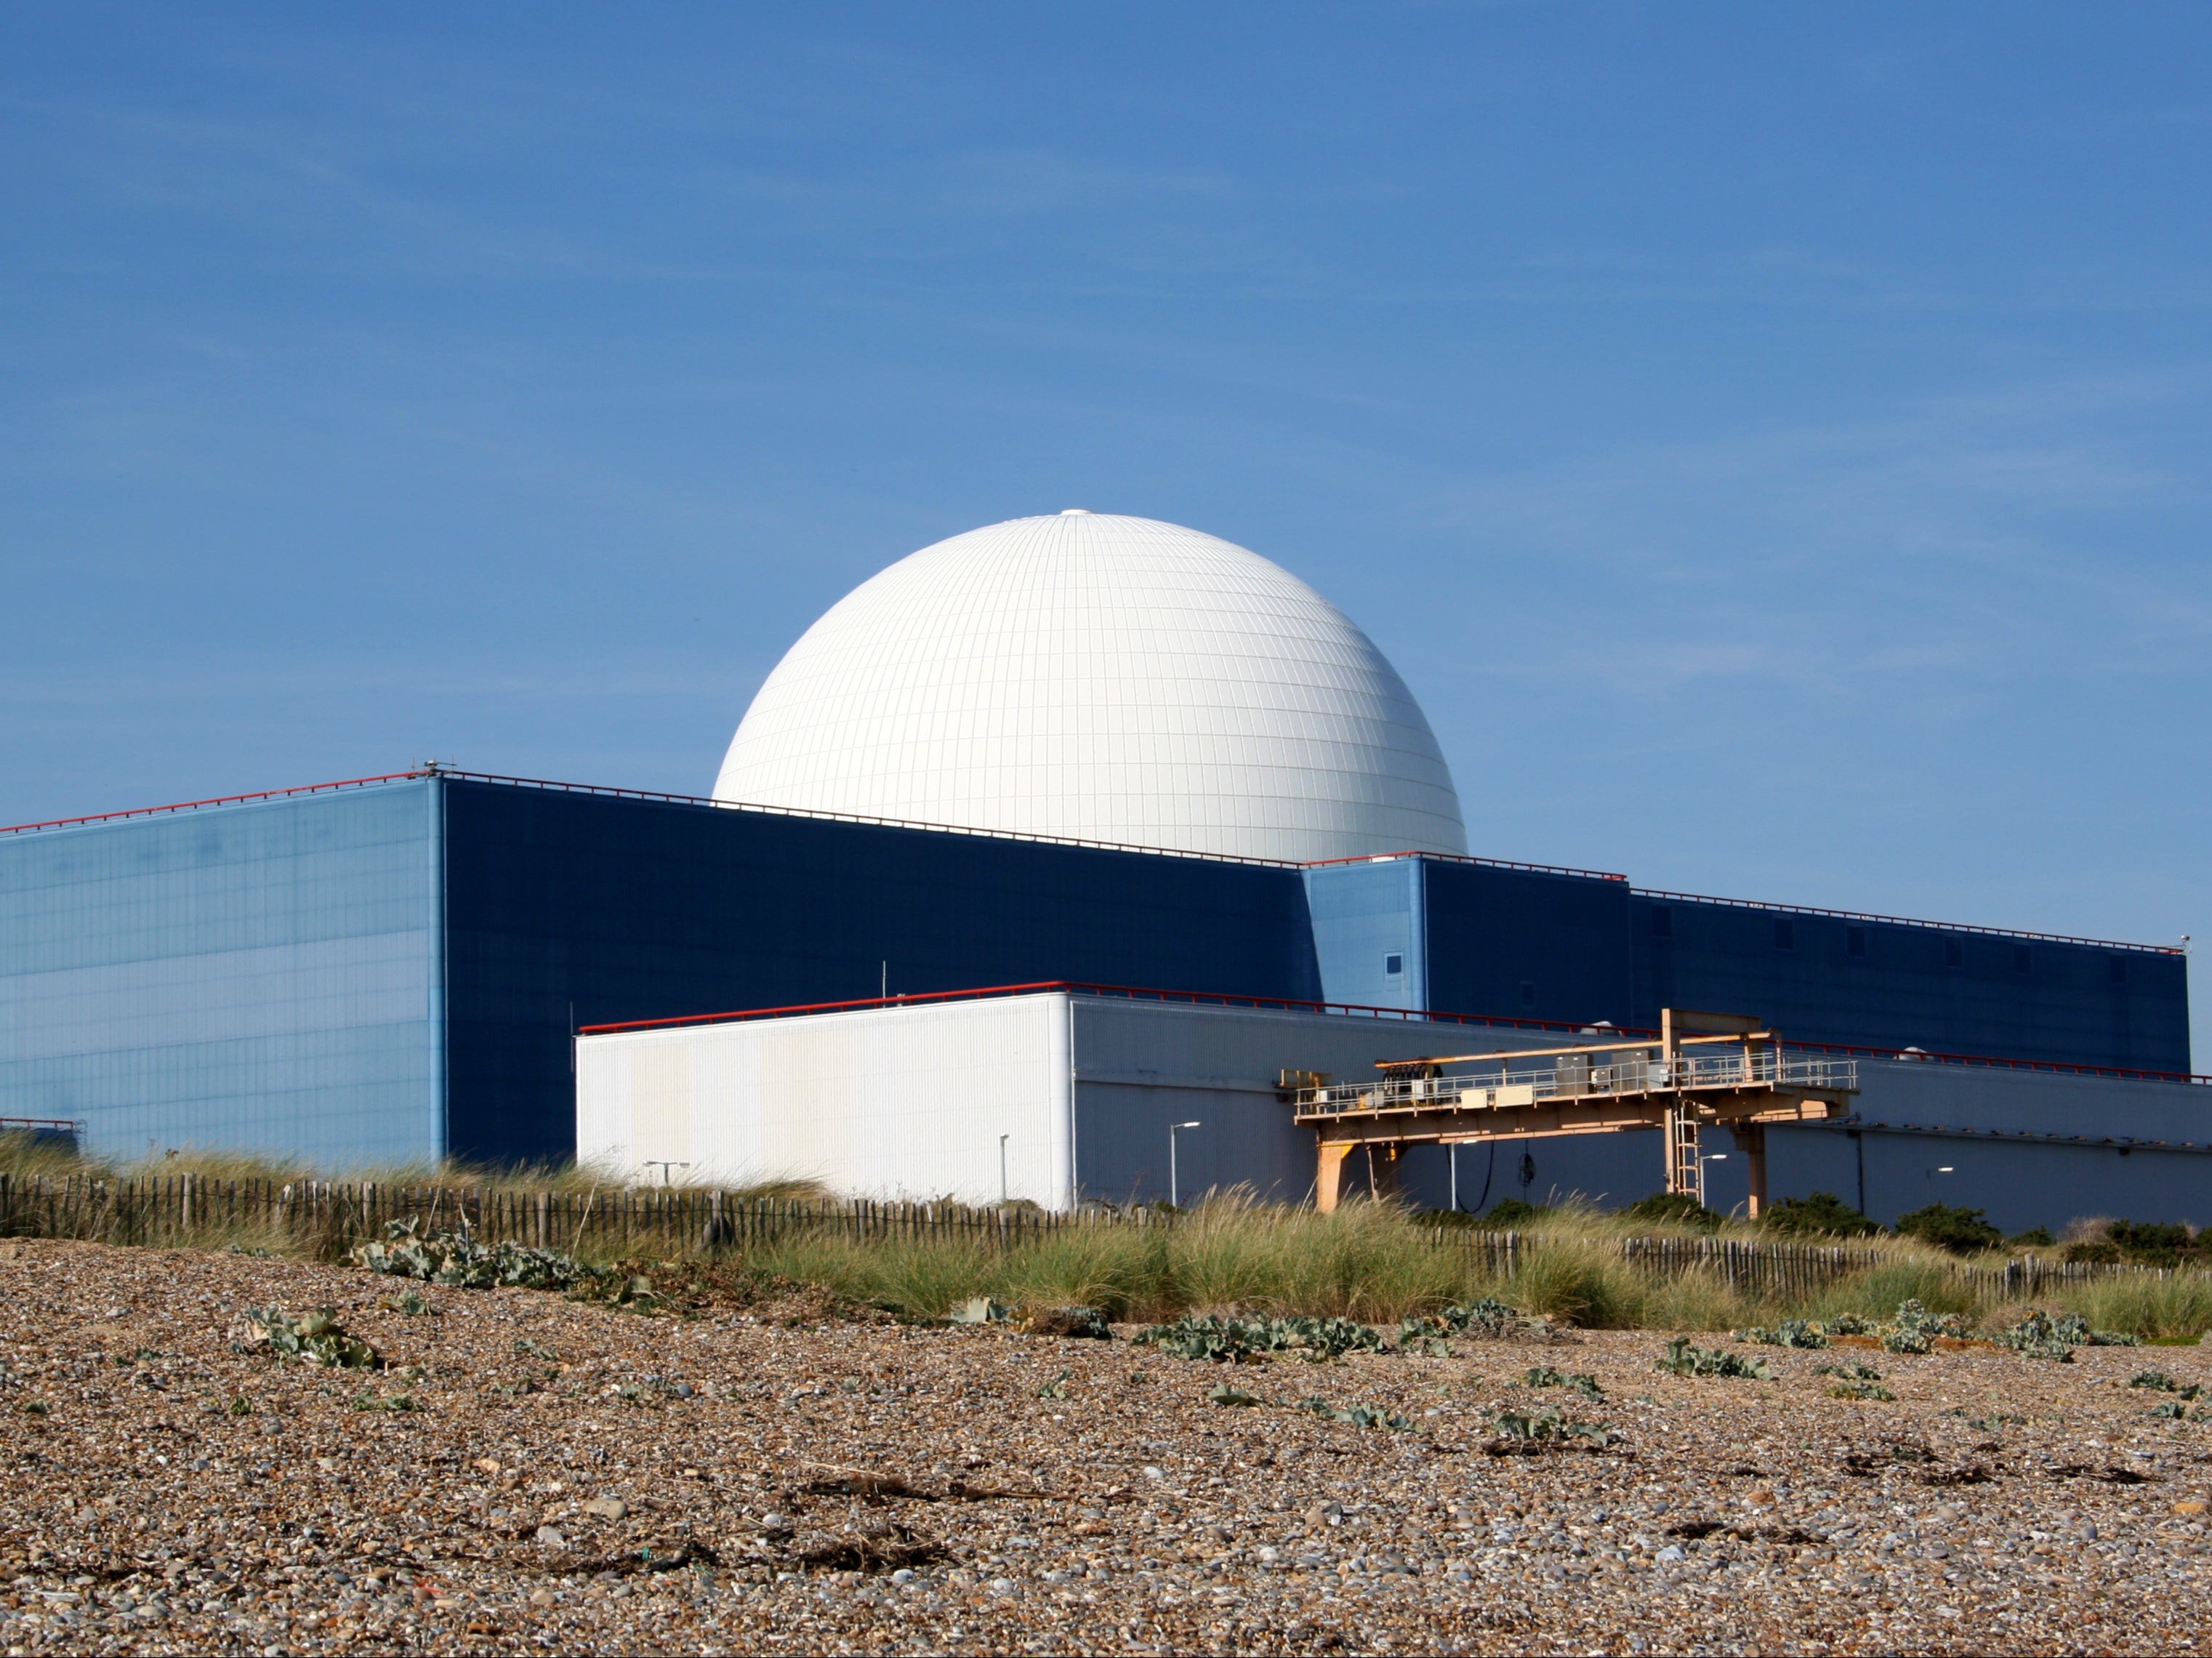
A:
0,783,446,1166
1303,859,1427,1011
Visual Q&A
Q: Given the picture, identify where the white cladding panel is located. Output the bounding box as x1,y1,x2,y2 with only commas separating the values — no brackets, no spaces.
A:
576,995,1072,1205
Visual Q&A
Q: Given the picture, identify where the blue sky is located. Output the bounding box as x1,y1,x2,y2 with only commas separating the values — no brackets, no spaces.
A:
5,4,2208,1053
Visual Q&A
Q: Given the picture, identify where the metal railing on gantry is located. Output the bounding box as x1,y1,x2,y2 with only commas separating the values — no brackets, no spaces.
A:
1294,1048,1858,1119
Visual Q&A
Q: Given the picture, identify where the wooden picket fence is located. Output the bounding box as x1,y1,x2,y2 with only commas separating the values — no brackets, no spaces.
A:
0,1174,1098,1260
0,1172,2202,1300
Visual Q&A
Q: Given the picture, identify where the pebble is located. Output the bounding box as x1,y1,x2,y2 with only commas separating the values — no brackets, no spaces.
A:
1,1236,2207,1654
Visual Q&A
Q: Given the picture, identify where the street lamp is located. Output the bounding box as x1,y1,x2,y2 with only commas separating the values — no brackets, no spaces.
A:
1697,1151,1726,1207
1926,1164,1955,1206
1168,1122,1202,1208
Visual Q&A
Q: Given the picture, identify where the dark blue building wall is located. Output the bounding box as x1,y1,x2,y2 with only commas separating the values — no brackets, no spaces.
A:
1628,896,2189,1072
1423,862,1636,1029
441,780,1323,1164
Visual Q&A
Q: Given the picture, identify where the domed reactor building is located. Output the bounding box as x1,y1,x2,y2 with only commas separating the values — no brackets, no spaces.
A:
714,512,1468,864
0,515,2197,1229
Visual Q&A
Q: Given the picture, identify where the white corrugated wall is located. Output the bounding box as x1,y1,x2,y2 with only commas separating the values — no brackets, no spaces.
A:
575,994,1072,1206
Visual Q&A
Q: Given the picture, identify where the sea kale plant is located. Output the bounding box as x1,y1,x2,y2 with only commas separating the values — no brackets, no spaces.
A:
1995,1309,2139,1362
237,1306,379,1370
353,1218,656,1308
1654,1337,1771,1379
1135,1313,1387,1364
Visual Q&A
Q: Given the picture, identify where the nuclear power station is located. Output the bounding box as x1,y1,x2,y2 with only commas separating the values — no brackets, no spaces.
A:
1,512,2196,1231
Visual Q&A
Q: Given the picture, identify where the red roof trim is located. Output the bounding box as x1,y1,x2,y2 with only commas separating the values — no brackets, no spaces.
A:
0,773,431,837
576,980,1604,1039
579,980,2212,1085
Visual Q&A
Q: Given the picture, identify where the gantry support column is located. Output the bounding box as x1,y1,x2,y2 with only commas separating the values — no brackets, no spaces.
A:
1729,1123,1769,1220
1316,1142,1354,1216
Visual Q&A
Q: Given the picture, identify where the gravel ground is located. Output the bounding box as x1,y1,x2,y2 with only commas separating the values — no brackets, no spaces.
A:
2,1238,2209,1656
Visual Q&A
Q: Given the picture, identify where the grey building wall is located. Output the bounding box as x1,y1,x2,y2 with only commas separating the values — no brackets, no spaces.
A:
1061,996,2212,1232
1393,1055,2212,1234
1068,997,1533,1205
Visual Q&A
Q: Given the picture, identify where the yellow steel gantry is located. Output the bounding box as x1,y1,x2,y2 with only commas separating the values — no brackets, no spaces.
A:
1289,1009,1858,1217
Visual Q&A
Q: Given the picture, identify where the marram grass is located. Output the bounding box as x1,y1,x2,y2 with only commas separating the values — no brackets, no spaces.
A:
6,1135,2208,1339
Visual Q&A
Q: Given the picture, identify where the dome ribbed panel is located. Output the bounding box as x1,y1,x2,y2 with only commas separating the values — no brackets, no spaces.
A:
712,514,1467,864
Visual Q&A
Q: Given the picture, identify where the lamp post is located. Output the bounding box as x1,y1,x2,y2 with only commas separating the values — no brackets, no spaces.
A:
1169,1122,1202,1208
1698,1151,1726,1208
1926,1165,1955,1207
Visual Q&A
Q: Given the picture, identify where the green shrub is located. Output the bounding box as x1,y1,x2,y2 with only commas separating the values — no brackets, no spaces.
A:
2006,1227,2055,1248
1761,1191,1881,1237
1477,1199,1551,1228
2105,1220,2201,1267
1620,1192,1724,1232
2064,1241,2123,1265
1412,1209,1482,1229
1891,1204,2003,1255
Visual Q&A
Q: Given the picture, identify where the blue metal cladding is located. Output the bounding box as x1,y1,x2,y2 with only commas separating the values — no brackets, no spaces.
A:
4,765,2188,1174
1420,861,1636,1030
440,781,1322,1165
1628,896,2190,1072
1303,860,1426,1010
0,783,445,1166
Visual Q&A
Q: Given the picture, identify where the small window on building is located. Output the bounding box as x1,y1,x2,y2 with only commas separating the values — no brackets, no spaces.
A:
1519,980,1537,1009
2014,943,2033,974
1773,917,1795,951
1846,925,1867,959
1383,953,1404,977
1649,905,1673,940
1944,938,1964,969
2110,955,2128,986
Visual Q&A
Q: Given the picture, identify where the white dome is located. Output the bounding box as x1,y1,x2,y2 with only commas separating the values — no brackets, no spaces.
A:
712,512,1468,864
